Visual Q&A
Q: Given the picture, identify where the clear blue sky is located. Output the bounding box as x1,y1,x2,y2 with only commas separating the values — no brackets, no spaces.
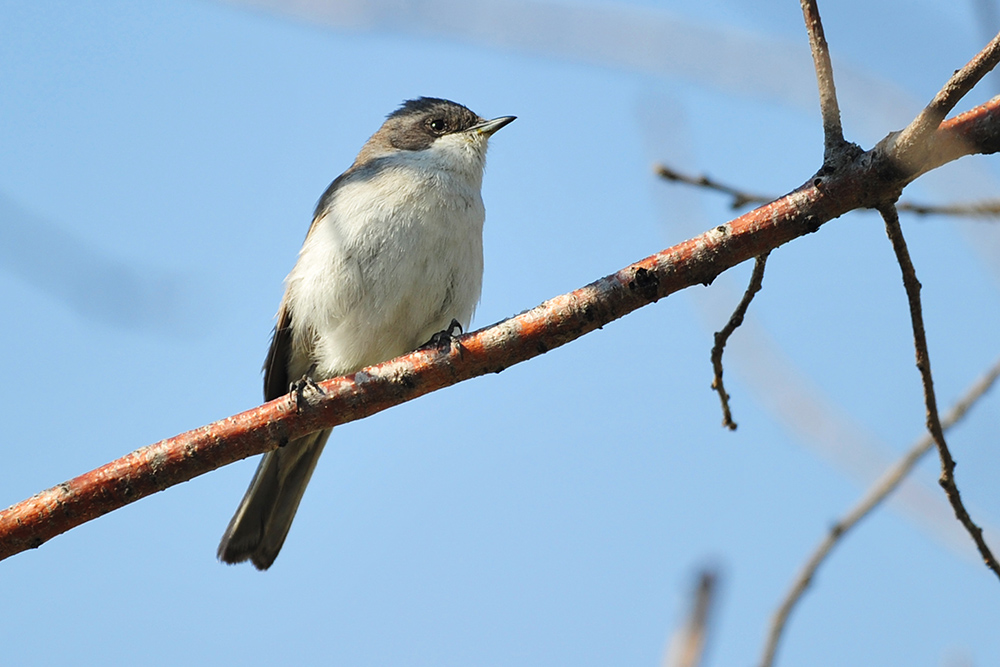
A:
1,0,999,665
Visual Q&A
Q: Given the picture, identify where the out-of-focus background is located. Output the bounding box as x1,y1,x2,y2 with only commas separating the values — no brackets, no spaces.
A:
2,1,999,664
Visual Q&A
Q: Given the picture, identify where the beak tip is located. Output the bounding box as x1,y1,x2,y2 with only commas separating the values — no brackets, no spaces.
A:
475,115,517,136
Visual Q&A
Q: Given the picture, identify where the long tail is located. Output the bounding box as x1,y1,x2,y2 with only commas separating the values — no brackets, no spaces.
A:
217,429,331,570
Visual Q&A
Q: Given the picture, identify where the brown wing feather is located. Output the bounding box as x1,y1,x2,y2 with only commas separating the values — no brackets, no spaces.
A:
262,299,293,402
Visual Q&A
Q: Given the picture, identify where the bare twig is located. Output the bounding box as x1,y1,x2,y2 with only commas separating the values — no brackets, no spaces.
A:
760,357,1000,667
711,253,770,430
897,199,1000,217
656,163,1000,218
799,0,845,158
666,569,720,667
879,204,1000,579
891,30,1000,170
2,98,1000,562
973,0,1000,95
655,164,772,209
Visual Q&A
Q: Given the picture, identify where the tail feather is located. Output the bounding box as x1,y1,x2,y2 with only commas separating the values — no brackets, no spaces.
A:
217,429,331,570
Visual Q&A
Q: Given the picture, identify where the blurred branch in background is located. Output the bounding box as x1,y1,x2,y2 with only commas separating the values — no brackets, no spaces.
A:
223,0,830,109
0,192,199,335
665,568,720,667
760,357,1000,667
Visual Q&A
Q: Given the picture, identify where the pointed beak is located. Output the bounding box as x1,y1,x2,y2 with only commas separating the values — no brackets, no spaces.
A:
469,115,516,137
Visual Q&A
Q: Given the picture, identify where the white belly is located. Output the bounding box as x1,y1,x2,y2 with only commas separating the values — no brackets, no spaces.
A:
283,159,485,380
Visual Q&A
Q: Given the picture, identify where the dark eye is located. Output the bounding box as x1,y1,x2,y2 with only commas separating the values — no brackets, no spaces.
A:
428,118,447,134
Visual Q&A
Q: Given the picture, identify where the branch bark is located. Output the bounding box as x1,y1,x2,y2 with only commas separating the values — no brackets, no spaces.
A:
2,95,1000,564
892,30,1000,172
799,0,846,159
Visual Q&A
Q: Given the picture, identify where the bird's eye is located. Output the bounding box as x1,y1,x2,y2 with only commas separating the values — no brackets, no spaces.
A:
428,118,447,133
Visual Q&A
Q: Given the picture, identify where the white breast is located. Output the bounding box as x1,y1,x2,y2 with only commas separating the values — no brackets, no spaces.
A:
283,135,488,380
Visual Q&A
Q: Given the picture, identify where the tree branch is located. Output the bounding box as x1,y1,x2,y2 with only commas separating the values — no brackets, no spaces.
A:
759,357,1000,667
656,163,1000,218
891,30,1000,172
799,0,846,158
711,252,769,430
2,92,1000,565
654,164,773,209
879,204,1000,579
897,199,1000,217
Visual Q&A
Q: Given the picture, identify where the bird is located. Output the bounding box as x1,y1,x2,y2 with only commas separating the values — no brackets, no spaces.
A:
217,97,515,570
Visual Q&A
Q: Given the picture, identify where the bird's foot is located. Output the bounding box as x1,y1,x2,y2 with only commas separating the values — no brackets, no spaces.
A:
289,363,325,413
423,318,465,350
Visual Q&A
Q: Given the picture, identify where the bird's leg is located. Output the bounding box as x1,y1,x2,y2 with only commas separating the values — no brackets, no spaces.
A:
289,362,325,413
422,318,465,349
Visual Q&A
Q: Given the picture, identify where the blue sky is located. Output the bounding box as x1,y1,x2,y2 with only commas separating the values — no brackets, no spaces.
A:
1,0,999,665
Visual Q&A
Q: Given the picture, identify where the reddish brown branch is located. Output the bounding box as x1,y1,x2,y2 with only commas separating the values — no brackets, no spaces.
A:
711,252,769,430
800,0,846,158
2,99,1000,563
760,357,1000,667
879,204,1000,580
892,31,1000,171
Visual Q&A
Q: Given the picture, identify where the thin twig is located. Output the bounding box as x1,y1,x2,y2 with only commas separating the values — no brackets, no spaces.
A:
972,0,1000,96
711,253,770,430
892,29,1000,170
879,204,1000,580
656,163,1000,218
759,357,1000,667
655,165,772,209
799,0,845,158
666,569,720,667
897,199,1000,217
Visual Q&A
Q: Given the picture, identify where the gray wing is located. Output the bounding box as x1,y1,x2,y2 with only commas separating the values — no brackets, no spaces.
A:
262,298,293,402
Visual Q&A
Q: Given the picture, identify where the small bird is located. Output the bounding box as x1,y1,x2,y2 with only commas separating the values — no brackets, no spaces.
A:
218,98,515,570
